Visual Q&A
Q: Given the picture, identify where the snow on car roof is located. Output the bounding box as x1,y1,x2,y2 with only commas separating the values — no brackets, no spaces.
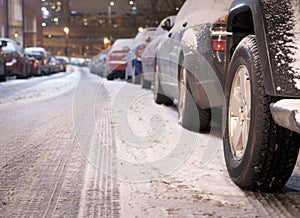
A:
111,38,135,51
25,47,47,54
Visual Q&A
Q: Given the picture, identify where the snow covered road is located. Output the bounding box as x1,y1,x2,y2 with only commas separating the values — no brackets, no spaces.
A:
0,66,299,217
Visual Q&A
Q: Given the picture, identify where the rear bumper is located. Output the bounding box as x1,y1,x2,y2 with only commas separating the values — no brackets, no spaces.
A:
270,99,300,134
106,63,126,71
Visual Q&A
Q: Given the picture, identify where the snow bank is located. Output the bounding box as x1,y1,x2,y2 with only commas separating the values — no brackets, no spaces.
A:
272,99,300,126
0,66,81,105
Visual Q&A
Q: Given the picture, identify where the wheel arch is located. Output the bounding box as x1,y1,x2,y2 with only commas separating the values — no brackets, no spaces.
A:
227,1,276,96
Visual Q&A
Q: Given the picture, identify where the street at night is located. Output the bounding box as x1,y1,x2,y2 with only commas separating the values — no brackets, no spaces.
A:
1,0,300,217
0,66,299,217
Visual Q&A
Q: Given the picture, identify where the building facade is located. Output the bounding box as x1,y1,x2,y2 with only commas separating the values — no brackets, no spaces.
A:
0,0,7,38
24,0,43,47
0,0,42,47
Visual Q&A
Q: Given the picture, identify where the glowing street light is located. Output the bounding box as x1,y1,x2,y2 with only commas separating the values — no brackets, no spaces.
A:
63,27,70,35
103,37,111,48
63,27,70,56
129,1,134,5
108,1,115,25
138,27,144,32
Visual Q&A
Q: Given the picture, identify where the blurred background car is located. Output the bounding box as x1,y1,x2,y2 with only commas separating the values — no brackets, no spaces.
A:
90,49,110,77
132,43,146,84
105,38,134,80
141,16,176,89
24,53,40,76
55,56,67,72
48,56,61,74
0,40,7,81
125,27,157,82
1,38,30,79
25,47,50,75
69,57,85,66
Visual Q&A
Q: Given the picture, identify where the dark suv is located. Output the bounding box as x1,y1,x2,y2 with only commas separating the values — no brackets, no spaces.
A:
153,0,299,192
223,0,300,192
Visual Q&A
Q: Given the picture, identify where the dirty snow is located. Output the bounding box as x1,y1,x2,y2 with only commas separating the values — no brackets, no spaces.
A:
272,99,300,126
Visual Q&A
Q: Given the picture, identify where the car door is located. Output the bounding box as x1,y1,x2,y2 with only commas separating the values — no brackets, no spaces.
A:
157,22,180,100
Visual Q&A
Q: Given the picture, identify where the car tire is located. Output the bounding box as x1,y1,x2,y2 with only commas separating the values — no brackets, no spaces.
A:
153,61,173,105
133,73,141,85
178,65,210,132
107,72,114,80
127,66,135,83
0,75,6,82
223,35,300,192
141,75,152,89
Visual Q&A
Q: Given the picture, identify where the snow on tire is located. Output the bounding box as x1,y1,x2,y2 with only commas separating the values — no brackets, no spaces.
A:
223,35,300,192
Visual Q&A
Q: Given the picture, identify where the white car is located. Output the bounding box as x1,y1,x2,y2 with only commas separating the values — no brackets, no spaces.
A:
105,38,134,80
125,27,157,83
141,16,176,89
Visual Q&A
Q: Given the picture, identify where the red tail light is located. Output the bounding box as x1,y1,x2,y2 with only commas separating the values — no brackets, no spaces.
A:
5,53,13,62
216,13,229,24
212,40,226,51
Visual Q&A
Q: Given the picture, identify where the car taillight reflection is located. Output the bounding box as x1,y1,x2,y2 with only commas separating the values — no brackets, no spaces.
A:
210,14,231,63
5,53,17,67
212,39,226,51
106,50,129,71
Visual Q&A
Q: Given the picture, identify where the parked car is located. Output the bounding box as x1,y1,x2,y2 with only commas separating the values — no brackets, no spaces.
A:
125,27,157,82
0,40,7,81
0,38,30,79
25,47,50,75
105,38,134,80
69,57,85,66
141,16,176,89
128,43,146,84
154,0,300,192
90,49,110,77
25,53,42,76
55,56,67,72
48,56,62,74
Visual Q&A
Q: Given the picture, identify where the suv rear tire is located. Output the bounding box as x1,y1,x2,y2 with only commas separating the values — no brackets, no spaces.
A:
223,35,299,192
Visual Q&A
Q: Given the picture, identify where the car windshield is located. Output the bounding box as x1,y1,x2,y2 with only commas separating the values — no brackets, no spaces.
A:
111,39,134,51
25,52,44,61
1,41,15,52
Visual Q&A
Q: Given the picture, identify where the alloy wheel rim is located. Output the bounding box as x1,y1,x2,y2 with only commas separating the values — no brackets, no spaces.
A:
228,65,251,160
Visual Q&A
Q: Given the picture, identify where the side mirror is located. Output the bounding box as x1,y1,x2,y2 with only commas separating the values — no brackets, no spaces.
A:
0,40,7,48
146,36,151,43
161,19,173,31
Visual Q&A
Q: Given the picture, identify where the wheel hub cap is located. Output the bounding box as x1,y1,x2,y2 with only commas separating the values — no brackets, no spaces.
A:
228,65,251,160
